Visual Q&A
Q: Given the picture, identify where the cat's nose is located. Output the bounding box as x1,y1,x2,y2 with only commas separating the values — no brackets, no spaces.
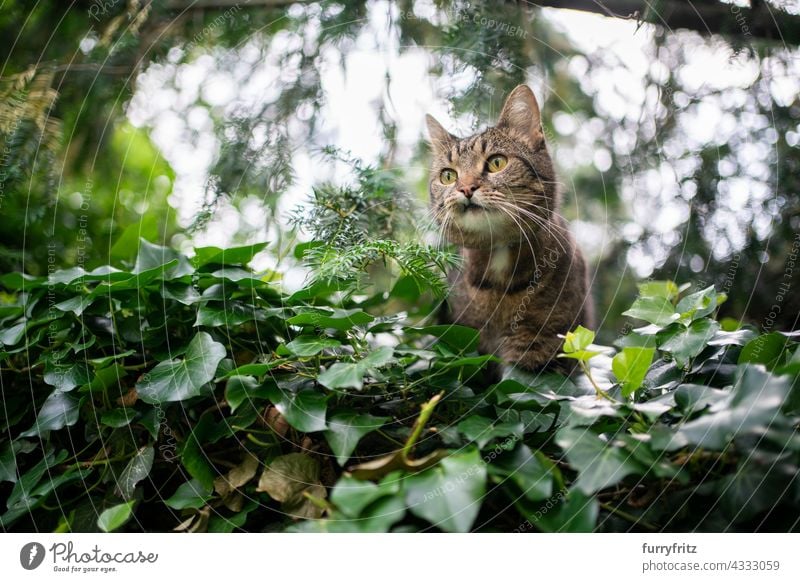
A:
457,181,479,198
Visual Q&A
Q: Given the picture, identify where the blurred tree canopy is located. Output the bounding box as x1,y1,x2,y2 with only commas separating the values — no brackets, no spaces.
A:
1,0,799,334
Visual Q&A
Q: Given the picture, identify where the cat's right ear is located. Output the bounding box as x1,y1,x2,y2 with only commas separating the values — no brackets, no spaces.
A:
497,85,543,145
425,114,455,152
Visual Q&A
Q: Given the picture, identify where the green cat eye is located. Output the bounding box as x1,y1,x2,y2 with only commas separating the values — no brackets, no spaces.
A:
440,168,457,185
487,154,508,173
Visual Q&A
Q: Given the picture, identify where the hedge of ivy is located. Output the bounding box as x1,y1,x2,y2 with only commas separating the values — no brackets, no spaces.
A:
1,241,798,532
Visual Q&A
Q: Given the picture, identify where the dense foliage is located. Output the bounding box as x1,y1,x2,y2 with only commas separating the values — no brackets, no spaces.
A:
1,225,798,531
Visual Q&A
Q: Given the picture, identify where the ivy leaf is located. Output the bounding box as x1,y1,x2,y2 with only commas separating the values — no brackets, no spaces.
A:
534,489,598,533
137,332,226,403
673,384,728,414
165,479,214,510
114,446,155,500
612,347,655,397
330,474,390,517
193,242,268,267
349,495,407,532
0,321,26,346
556,428,646,494
717,457,789,522
623,296,679,327
559,326,602,361
43,362,90,392
331,473,406,531
286,335,341,357
264,381,327,432
405,449,486,532
21,390,81,437
317,346,395,390
134,239,193,279
324,412,388,466
657,319,720,368
97,501,135,532
0,444,18,483
316,363,363,390
637,280,680,301
676,285,724,322
54,295,95,316
738,333,790,370
562,325,595,352
181,423,216,490
221,361,286,379
288,308,374,331
663,365,793,451
489,444,553,502
224,375,271,413
194,301,265,327
457,415,522,449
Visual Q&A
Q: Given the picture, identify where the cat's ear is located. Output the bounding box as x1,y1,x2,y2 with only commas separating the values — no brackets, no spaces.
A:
425,114,456,151
497,85,543,143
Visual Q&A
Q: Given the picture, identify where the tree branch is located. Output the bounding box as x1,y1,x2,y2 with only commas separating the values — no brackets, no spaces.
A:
530,0,800,45
165,0,310,9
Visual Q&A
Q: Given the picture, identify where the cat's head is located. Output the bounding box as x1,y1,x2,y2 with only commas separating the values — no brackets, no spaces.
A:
426,85,558,249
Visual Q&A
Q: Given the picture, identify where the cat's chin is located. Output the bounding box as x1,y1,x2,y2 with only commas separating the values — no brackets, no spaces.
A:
444,225,519,249
443,207,513,247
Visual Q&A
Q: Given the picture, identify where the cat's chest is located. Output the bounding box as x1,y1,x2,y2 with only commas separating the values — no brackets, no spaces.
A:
448,278,527,333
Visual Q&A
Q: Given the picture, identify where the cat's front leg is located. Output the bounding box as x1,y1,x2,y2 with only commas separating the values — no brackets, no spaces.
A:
498,333,576,377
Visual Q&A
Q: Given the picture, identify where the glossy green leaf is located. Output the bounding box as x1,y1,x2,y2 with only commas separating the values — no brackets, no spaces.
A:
676,285,724,322
330,473,399,518
657,319,720,368
405,449,486,532
134,239,193,279
288,308,374,330
738,333,789,370
489,444,553,502
612,347,655,397
317,346,394,390
224,375,271,413
100,408,137,428
264,382,327,432
534,489,598,533
43,362,90,392
181,425,216,490
457,415,522,449
556,428,646,494
97,501,135,532
662,365,793,451
637,280,679,301
623,296,679,326
193,243,268,267
562,325,595,352
286,335,342,357
21,391,81,437
137,332,226,403
324,412,388,465
115,446,155,500
165,479,214,510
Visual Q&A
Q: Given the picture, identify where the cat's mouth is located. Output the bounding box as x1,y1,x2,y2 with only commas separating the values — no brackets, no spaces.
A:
456,199,489,213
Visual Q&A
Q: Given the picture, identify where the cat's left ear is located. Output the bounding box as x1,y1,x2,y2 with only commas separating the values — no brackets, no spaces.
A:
497,85,543,144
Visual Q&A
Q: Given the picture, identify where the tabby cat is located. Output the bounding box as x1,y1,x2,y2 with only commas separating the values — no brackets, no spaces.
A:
426,85,594,376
